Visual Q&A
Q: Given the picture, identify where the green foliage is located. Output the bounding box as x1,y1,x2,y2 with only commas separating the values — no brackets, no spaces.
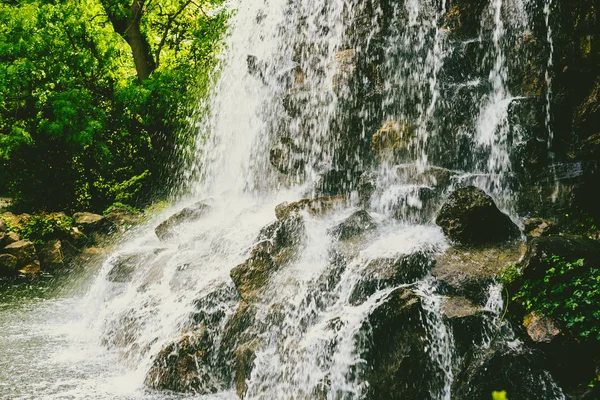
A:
103,202,139,216
18,214,73,244
512,256,600,341
492,391,508,400
0,0,229,212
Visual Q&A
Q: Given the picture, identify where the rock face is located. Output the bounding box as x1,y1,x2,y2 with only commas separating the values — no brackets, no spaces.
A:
155,202,211,241
230,249,278,302
436,186,520,245
274,196,345,221
146,328,224,394
523,218,558,238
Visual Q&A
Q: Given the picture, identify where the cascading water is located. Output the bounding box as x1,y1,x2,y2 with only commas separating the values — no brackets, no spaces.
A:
0,0,570,399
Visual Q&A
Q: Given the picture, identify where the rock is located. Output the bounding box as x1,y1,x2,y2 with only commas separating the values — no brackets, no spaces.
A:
0,253,18,277
349,252,434,305
107,252,149,283
104,207,142,233
67,227,88,247
356,172,376,206
371,121,416,161
155,202,211,241
433,242,525,305
442,297,491,356
2,231,20,247
269,137,305,175
3,240,38,269
0,212,29,231
520,236,600,282
230,249,278,302
0,218,6,233
235,339,261,398
361,288,436,399
435,186,520,245
328,210,376,241
394,164,457,187
524,311,561,344
274,196,345,221
145,328,224,394
523,218,558,238
453,344,563,399
314,168,364,196
36,240,64,270
256,215,306,255
73,212,114,234
332,48,356,88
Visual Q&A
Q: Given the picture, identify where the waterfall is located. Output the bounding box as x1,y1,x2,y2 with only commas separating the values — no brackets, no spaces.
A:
0,0,573,399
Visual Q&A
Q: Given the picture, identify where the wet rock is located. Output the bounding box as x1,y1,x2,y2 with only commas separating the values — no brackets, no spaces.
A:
235,339,261,398
107,252,149,283
146,328,224,394
0,218,6,233
230,249,278,302
155,202,211,241
442,296,491,355
453,344,562,399
329,210,376,241
436,186,520,245
104,207,142,233
269,137,305,175
395,164,457,187
0,253,18,277
361,288,435,399
255,214,306,257
275,196,346,221
315,168,363,196
36,240,64,270
332,48,356,88
524,311,562,344
520,236,600,282
357,172,376,206
350,252,434,305
433,242,525,305
371,121,416,161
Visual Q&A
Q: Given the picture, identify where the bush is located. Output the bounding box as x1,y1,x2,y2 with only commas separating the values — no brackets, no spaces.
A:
18,214,73,244
511,256,600,341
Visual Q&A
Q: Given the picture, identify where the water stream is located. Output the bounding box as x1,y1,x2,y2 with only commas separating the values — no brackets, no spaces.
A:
0,0,567,399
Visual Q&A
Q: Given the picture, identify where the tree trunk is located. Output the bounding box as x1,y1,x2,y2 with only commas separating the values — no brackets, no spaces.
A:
101,0,156,83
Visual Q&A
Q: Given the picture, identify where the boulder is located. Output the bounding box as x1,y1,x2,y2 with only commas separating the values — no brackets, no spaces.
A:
0,253,18,277
0,212,29,231
523,218,558,238
328,210,376,241
1,231,20,247
67,227,88,248
349,252,434,305
3,240,38,268
255,214,306,256
36,240,64,270
523,311,561,344
104,207,142,233
145,328,224,394
235,339,261,397
433,242,525,305
230,249,278,302
442,296,492,356
435,186,520,245
0,218,6,233
452,344,564,400
73,212,114,234
274,196,345,221
155,202,210,241
361,288,437,399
